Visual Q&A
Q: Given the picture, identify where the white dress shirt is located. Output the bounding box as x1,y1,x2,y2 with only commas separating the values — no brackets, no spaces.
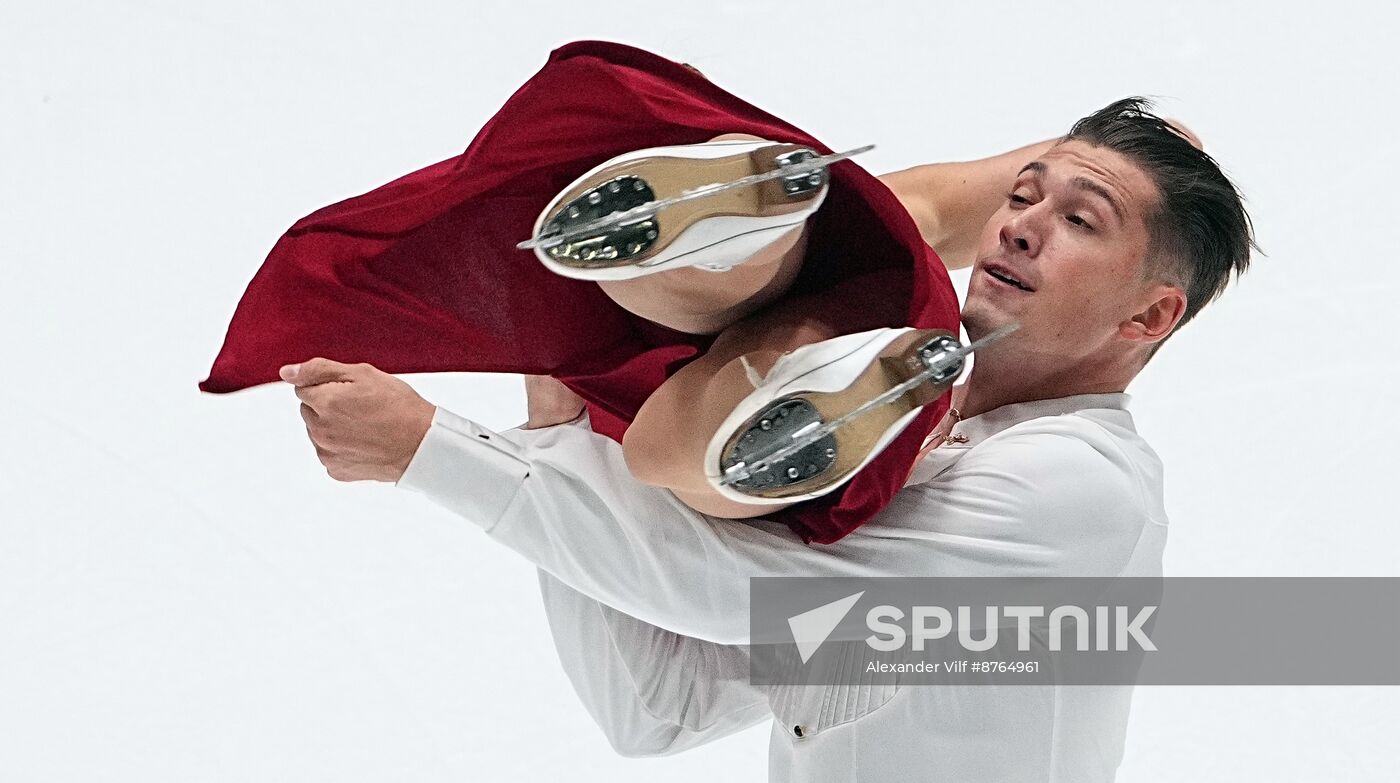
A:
396,390,1168,782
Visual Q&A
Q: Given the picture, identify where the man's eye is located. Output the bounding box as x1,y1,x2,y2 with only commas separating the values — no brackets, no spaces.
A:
1067,214,1093,230
1007,192,1030,205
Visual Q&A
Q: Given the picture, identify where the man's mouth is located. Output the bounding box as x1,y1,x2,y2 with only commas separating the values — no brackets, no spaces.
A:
982,263,1035,292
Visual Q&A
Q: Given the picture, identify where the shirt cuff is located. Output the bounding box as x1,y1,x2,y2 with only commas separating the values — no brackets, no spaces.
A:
394,406,531,531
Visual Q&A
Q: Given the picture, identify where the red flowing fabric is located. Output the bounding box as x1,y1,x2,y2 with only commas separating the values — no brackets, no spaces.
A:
199,40,960,545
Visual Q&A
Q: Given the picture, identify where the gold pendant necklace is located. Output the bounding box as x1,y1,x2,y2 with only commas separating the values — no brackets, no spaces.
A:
941,407,969,445
906,407,969,485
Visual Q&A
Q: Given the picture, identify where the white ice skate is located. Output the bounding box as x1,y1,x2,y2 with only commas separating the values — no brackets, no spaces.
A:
520,140,872,281
704,323,1018,505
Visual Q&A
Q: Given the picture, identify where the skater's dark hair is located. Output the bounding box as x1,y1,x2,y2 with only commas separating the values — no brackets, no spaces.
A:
1064,97,1257,359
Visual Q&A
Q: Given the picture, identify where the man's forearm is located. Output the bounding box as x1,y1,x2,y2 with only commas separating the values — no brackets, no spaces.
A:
394,407,939,643
879,137,1060,269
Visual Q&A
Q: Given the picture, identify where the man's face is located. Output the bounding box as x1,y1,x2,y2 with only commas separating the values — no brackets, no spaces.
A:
963,140,1168,366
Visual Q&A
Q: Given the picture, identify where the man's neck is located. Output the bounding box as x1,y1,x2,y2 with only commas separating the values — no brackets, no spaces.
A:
955,351,1134,420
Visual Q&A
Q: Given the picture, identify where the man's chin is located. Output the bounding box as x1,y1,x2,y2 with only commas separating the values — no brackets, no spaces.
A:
960,303,1015,343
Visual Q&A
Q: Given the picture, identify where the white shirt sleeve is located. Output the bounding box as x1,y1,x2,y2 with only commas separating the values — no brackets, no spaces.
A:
536,570,769,757
396,406,1149,644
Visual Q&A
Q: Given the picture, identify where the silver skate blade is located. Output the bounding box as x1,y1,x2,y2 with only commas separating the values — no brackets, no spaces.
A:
518,145,876,252
718,322,1020,487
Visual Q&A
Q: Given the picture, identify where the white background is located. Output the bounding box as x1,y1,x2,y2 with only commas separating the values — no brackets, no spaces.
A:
3,1,1397,780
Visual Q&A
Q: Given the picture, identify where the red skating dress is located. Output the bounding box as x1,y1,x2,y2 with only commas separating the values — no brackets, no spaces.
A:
199,40,960,544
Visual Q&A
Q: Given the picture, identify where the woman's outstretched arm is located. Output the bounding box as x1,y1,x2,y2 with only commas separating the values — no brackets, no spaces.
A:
878,137,1061,270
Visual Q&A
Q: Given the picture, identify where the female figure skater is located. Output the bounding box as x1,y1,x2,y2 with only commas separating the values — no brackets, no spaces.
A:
520,131,1039,520
200,41,1063,543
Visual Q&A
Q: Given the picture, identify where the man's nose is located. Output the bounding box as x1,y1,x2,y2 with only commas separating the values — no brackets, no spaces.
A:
999,212,1040,256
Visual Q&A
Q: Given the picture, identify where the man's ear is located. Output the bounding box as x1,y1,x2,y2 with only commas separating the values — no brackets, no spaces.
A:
1119,284,1187,346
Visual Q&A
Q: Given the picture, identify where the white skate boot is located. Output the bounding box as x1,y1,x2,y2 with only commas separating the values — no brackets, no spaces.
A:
521,140,871,281
704,324,1016,505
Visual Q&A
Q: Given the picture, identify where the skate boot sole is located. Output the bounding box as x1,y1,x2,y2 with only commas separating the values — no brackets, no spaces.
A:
717,329,961,500
538,144,825,271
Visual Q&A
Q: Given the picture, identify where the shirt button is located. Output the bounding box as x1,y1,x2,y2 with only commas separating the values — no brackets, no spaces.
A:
792,724,807,738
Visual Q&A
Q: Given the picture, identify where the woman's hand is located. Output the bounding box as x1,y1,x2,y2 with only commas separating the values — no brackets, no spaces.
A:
1165,117,1204,150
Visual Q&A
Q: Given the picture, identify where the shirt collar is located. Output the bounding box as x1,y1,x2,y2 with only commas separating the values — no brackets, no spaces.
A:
902,388,1132,487
950,389,1132,449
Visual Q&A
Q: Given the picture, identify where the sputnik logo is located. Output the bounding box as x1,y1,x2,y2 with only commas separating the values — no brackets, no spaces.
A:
787,591,865,663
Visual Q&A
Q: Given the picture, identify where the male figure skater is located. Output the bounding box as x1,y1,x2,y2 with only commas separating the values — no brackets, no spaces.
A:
277,96,1253,780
